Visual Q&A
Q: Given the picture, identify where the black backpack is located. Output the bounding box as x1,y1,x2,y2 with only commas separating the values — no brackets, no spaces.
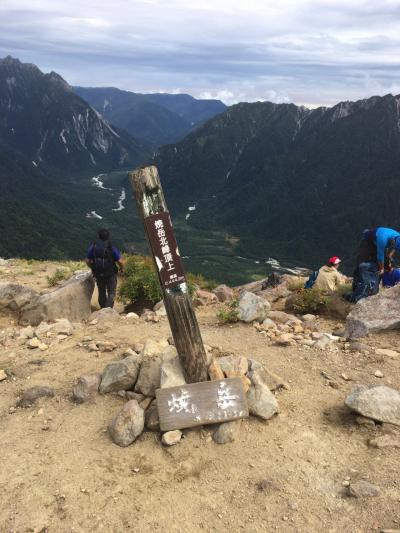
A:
92,240,117,278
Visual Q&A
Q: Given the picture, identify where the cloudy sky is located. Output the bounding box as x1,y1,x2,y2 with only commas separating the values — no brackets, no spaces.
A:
1,0,400,106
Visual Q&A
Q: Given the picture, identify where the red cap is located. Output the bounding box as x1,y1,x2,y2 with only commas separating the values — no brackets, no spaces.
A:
328,256,341,265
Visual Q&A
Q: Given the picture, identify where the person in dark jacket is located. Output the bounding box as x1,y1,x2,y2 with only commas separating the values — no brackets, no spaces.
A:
86,228,124,308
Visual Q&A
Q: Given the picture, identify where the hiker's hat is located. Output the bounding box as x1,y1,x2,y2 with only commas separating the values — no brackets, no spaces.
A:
328,256,341,265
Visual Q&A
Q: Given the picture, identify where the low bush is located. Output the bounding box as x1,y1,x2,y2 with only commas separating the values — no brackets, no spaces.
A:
216,299,239,324
47,268,69,287
292,287,328,314
186,272,218,292
118,255,162,305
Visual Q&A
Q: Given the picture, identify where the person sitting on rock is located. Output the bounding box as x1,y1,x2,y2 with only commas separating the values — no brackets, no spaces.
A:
313,256,347,293
86,228,124,308
381,259,400,288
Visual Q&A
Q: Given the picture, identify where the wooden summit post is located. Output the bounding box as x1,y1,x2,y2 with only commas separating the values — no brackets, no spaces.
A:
128,165,208,383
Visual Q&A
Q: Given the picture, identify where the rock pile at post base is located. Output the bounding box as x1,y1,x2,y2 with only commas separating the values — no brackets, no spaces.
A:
70,338,281,447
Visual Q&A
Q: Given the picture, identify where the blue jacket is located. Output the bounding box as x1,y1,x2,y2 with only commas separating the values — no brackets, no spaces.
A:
375,227,400,263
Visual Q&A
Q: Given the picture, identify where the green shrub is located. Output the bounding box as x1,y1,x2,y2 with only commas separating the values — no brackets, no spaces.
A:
292,288,328,314
118,255,162,304
216,299,239,324
47,268,69,287
186,272,218,291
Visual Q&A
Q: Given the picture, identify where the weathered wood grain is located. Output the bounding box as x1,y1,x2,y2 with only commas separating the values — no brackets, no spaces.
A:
128,165,208,383
156,377,249,431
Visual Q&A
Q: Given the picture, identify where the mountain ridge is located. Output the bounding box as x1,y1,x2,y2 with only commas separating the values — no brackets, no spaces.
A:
74,85,227,147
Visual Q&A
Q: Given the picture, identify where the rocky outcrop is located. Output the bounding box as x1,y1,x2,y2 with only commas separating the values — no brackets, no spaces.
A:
345,284,400,338
20,271,94,326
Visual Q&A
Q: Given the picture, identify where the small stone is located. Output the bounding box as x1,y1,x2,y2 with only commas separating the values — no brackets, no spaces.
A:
73,373,101,403
139,397,153,410
342,480,350,487
122,348,137,358
355,416,376,427
374,370,384,378
135,355,162,397
27,337,40,349
369,434,400,449
100,355,142,394
302,314,316,322
19,325,35,339
87,342,98,352
96,340,117,352
341,373,351,381
17,386,55,407
275,334,293,346
126,312,139,319
0,369,7,381
348,480,380,498
108,400,144,447
247,370,279,420
213,420,241,444
345,385,400,426
125,391,145,402
38,343,49,351
83,335,92,342
349,341,370,353
161,430,182,446
375,348,399,359
145,401,160,431
160,356,186,388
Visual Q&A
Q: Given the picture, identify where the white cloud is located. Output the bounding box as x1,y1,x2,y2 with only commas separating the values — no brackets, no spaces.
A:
0,0,400,106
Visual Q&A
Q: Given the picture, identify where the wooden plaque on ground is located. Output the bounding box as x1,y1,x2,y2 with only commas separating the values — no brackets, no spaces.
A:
156,377,249,432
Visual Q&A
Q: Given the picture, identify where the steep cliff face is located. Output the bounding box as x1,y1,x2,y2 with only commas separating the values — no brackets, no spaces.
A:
0,56,149,174
155,95,400,265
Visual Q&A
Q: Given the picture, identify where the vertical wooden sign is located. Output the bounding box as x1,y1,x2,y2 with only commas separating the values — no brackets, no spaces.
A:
128,165,208,383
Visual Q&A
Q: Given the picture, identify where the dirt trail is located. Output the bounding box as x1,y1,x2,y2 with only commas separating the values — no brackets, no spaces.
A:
1,261,400,532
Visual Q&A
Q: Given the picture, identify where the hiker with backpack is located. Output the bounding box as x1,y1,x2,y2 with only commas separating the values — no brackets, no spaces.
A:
347,226,400,302
310,256,347,293
86,228,124,308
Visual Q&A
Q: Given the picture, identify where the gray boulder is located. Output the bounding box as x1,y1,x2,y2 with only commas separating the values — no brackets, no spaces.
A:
17,386,55,407
212,285,234,303
73,373,101,403
247,370,279,420
268,310,300,324
0,283,39,318
345,284,400,338
108,400,144,447
237,291,270,323
100,355,141,394
348,480,380,498
345,385,400,426
213,420,241,444
20,271,94,326
135,355,162,397
160,356,186,388
89,307,120,322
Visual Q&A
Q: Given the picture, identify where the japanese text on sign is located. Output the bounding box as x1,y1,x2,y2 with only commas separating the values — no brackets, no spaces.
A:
144,212,186,289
